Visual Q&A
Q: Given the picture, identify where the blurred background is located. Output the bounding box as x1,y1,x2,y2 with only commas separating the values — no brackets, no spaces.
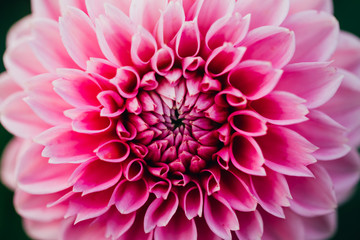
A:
0,0,359,239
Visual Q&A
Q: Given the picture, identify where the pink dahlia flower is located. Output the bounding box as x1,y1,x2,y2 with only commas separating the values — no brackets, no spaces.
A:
1,0,360,239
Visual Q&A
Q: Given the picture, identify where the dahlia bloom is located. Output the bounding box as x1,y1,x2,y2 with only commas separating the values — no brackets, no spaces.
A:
1,0,360,239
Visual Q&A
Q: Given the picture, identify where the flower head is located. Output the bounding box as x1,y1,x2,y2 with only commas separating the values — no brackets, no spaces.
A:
1,0,360,239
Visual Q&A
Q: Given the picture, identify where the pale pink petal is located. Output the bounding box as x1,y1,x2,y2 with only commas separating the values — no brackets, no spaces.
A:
321,150,360,203
287,164,337,217
14,189,67,222
31,0,61,20
59,7,105,69
129,0,167,33
0,138,24,189
235,0,289,30
131,27,157,67
24,219,63,240
251,91,308,125
257,126,317,177
6,15,32,47
0,73,22,105
261,208,305,240
59,0,88,15
332,31,360,76
283,10,339,63
302,212,337,240
197,0,235,35
30,19,77,72
86,0,132,21
1,92,49,138
204,194,239,239
242,26,295,69
276,62,343,108
235,210,264,240
289,0,333,15
155,209,197,240
4,37,46,87
17,143,75,194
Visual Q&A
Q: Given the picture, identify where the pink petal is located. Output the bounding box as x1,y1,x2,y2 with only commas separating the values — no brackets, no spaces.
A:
6,15,32,47
276,62,343,108
287,164,337,217
289,0,333,14
195,217,222,240
17,143,75,194
203,194,239,239
180,182,203,219
123,159,145,181
59,6,104,69
144,191,179,232
95,4,134,66
218,170,257,212
197,0,235,35
257,125,317,177
235,0,289,30
156,1,185,45
1,92,49,138
86,0,132,21
228,60,282,100
235,210,264,240
251,91,308,125
155,209,197,240
205,43,246,77
70,160,122,195
98,90,126,117
60,0,88,15
229,110,267,137
129,0,167,33
30,19,77,72
242,26,295,69
131,27,157,67
230,133,266,176
95,207,135,239
290,110,350,161
53,71,101,108
95,140,130,163
35,125,102,164
151,45,175,76
251,169,292,218
283,10,339,63
31,0,61,20
206,13,250,50
110,179,149,214
65,108,112,134
24,73,71,125
110,67,140,98
175,20,201,58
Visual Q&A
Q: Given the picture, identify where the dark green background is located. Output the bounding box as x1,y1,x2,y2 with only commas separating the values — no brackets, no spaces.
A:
0,1,359,239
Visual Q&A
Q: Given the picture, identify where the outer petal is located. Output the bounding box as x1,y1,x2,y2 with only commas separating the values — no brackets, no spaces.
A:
61,218,108,240
31,0,61,20
301,212,337,240
289,0,333,15
235,210,264,240
283,10,339,63
24,219,63,240
59,7,105,69
235,0,289,30
1,92,49,138
0,73,22,106
30,19,77,72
